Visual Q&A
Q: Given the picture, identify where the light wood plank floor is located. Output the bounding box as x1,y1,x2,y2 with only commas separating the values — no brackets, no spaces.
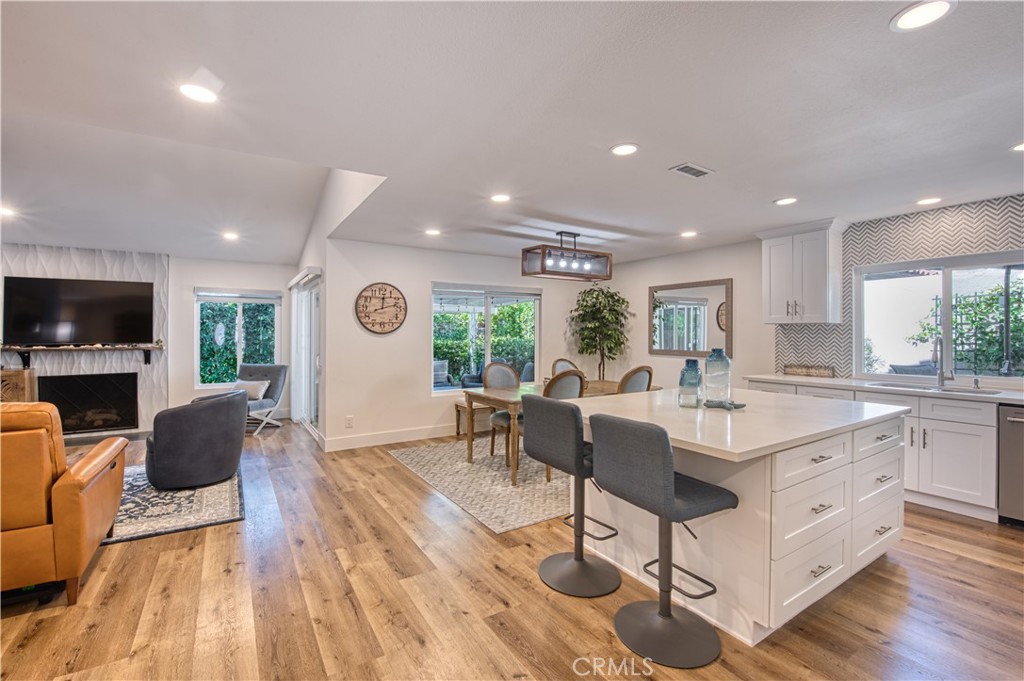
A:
2,422,1022,680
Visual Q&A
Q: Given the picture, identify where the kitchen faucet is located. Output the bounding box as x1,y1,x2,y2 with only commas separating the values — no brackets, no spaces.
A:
932,335,955,387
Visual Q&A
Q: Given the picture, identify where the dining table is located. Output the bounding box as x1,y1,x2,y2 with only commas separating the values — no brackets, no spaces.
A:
462,379,660,485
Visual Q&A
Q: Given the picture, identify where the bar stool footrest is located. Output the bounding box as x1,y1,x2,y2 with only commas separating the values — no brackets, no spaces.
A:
562,513,619,541
642,558,717,600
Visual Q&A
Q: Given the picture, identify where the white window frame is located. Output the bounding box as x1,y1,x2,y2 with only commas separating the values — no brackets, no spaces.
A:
430,282,542,394
853,250,1023,387
194,287,282,388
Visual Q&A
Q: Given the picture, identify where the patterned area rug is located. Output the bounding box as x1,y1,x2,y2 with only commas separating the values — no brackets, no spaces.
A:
387,439,569,533
102,464,244,544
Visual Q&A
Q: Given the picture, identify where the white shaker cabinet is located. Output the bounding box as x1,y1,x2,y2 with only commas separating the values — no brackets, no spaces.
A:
758,219,847,324
917,418,998,508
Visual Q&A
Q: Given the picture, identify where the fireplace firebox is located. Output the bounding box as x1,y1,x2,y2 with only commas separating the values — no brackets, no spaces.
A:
36,373,139,434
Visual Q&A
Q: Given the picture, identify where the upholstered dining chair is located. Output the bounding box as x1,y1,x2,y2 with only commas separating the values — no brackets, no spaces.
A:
484,362,521,464
552,358,579,376
617,365,654,394
537,369,587,481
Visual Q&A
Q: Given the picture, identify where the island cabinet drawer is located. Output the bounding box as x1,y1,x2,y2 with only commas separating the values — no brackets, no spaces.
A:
748,381,797,395
853,418,904,461
772,433,852,491
852,446,903,513
855,391,920,417
852,493,904,572
796,386,856,401
771,465,852,559
920,397,996,427
769,523,852,628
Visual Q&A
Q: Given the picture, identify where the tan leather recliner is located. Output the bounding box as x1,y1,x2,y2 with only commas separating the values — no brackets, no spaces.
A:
1,402,127,604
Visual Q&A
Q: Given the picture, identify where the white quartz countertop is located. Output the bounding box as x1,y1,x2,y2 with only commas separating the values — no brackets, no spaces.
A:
566,387,909,463
744,374,1024,405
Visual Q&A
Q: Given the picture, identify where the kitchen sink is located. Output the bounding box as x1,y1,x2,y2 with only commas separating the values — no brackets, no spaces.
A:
929,386,1002,395
867,381,1001,395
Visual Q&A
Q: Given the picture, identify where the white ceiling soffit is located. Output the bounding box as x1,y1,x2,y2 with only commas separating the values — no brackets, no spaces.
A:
2,1,1022,265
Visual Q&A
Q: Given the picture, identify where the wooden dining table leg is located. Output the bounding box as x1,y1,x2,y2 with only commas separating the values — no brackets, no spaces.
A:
466,395,475,463
509,403,520,486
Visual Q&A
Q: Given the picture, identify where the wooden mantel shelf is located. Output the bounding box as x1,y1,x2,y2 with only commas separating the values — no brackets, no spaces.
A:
1,344,163,368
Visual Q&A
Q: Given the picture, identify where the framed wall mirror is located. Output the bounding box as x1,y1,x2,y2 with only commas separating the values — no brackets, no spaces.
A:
649,278,733,357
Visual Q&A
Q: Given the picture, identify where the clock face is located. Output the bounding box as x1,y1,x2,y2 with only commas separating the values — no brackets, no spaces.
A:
717,302,728,331
355,283,407,334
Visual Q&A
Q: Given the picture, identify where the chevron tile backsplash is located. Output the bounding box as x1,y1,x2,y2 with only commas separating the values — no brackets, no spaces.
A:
775,194,1024,377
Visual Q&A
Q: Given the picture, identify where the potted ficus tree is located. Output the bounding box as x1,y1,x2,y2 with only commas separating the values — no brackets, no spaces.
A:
568,284,632,381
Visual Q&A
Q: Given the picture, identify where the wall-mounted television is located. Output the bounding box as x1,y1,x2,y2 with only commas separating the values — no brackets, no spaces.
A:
3,276,154,346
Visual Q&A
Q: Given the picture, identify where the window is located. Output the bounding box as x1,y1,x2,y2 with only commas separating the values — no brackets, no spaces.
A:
431,285,540,391
856,252,1023,378
654,297,707,351
196,288,281,385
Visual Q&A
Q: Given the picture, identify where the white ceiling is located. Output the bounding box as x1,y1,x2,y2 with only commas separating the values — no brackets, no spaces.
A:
2,1,1022,265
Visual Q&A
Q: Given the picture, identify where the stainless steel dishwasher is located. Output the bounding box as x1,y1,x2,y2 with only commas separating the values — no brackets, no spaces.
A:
999,405,1024,527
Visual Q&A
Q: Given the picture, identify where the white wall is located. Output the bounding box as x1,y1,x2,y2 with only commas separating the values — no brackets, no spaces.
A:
322,238,585,450
606,239,776,391
167,256,297,412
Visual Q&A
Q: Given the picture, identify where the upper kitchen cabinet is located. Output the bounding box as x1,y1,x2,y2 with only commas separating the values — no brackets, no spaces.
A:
759,218,848,324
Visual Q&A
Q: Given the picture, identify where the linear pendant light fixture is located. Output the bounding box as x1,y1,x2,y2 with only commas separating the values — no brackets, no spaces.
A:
521,230,612,281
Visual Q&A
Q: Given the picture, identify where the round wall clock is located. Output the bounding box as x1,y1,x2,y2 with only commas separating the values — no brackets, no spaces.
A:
716,302,728,331
355,282,407,334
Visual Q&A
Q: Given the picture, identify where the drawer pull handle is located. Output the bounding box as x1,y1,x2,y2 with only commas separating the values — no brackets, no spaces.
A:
810,564,832,578
875,434,894,442
909,427,915,448
811,503,833,515
922,428,927,449
786,300,792,316
811,454,833,464
876,474,894,484
875,525,893,536
1007,417,1024,424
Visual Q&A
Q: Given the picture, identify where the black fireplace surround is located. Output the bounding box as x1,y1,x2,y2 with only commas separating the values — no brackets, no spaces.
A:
37,372,139,434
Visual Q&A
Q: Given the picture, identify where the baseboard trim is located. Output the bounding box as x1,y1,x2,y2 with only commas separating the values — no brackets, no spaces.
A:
905,490,998,523
324,423,456,452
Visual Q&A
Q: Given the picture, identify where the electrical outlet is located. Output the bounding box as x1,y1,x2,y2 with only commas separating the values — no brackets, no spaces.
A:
345,415,354,428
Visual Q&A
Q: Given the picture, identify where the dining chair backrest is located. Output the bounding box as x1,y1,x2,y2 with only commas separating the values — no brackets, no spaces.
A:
543,369,585,400
617,365,653,394
522,395,588,477
552,358,579,376
482,361,520,389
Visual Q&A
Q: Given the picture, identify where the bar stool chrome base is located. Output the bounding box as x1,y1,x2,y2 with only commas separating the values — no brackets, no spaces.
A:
614,600,721,669
538,552,621,598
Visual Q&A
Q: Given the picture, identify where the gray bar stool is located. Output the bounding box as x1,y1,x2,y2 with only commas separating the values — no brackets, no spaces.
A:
590,413,739,669
522,394,621,598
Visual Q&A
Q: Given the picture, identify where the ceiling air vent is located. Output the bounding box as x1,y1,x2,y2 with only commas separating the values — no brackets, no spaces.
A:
669,162,714,179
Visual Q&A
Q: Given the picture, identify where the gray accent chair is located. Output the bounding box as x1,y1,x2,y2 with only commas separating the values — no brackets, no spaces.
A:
145,390,248,490
238,364,288,436
522,394,620,597
591,413,739,669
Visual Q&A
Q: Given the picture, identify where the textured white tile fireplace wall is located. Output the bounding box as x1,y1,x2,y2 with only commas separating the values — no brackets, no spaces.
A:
0,243,169,433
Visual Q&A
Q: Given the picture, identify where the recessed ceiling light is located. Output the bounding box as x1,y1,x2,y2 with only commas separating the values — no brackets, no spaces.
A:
0,206,16,217
490,194,511,203
425,229,441,236
890,1,957,32
680,231,698,238
774,197,798,206
610,143,639,156
179,66,224,103
1013,143,1024,152
916,197,941,205
223,232,239,241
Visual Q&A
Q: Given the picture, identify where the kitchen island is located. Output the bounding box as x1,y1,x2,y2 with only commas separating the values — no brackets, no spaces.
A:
565,387,910,646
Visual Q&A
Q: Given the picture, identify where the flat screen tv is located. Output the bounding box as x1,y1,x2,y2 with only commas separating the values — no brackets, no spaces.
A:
3,276,154,346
